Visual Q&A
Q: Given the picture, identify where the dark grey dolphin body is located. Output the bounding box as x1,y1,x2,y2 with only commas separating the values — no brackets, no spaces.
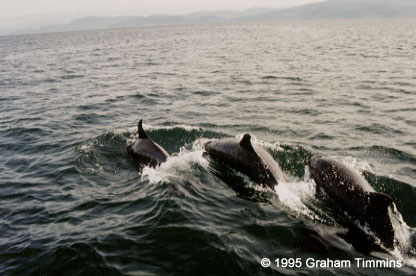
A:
127,120,169,167
204,134,285,188
309,156,395,249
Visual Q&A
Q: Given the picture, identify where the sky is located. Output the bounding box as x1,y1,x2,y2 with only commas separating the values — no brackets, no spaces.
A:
2,0,322,18
0,0,323,33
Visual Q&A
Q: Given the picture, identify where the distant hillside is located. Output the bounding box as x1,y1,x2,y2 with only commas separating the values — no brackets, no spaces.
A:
15,14,226,34
246,0,416,20
18,15,220,34
14,0,416,35
186,7,275,19
15,8,280,34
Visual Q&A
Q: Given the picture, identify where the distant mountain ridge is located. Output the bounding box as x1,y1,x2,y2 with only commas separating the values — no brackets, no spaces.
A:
13,0,416,35
246,0,416,20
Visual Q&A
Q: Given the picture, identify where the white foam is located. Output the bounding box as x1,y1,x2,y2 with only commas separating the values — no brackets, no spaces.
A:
332,155,373,173
274,166,318,220
191,137,212,151
78,141,103,153
234,171,265,190
386,204,416,269
390,223,416,268
79,142,94,153
145,123,201,132
113,126,137,136
390,204,412,250
141,138,209,184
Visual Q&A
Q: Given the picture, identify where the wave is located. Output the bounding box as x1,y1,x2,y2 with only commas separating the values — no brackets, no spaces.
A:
72,124,416,273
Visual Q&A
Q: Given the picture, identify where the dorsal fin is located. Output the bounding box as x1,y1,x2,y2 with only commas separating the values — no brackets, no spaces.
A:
366,192,393,215
138,119,148,139
239,133,255,152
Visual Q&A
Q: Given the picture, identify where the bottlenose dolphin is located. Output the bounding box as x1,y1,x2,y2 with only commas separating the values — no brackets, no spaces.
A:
127,120,169,167
308,156,395,249
204,134,285,188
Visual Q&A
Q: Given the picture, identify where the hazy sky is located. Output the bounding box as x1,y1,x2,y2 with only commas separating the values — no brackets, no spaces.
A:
0,0,324,33
1,0,323,18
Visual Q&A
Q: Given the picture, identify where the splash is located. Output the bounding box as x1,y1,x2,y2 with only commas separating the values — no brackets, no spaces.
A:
333,155,373,173
390,204,412,251
144,123,201,132
388,204,416,269
274,166,318,221
234,171,262,190
77,140,103,154
141,138,209,184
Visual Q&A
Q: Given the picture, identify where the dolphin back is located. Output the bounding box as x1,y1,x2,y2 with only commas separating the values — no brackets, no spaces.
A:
204,134,285,187
309,156,395,249
127,120,169,167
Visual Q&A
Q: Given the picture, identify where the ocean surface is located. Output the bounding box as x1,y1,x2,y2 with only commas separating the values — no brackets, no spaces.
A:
1,19,416,275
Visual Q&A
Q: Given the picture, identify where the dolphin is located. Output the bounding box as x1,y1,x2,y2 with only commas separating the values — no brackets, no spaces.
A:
127,120,169,167
204,134,285,188
308,156,395,249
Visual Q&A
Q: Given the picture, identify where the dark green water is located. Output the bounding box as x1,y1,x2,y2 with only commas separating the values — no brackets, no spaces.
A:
1,19,416,275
